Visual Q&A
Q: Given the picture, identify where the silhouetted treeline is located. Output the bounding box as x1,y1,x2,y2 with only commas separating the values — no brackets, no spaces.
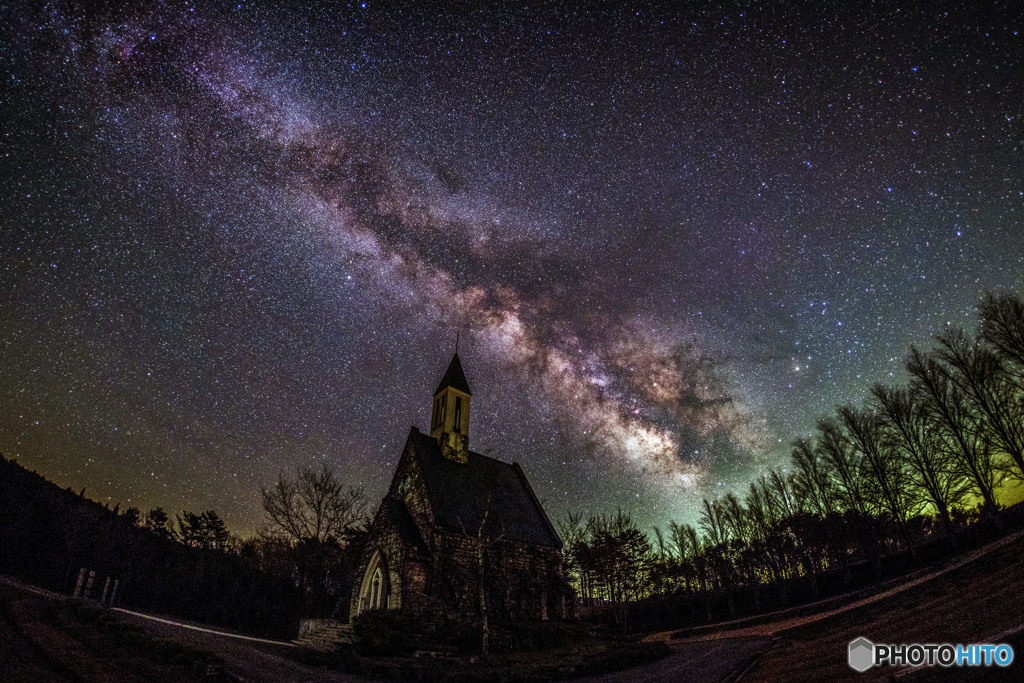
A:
561,289,1024,632
258,463,369,619
0,458,361,637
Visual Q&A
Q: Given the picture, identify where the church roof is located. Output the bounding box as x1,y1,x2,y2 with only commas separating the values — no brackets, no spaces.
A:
377,496,430,557
433,353,472,396
407,428,561,548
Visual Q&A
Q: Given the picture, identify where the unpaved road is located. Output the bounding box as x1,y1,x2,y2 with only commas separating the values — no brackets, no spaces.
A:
584,531,1024,682
114,608,362,682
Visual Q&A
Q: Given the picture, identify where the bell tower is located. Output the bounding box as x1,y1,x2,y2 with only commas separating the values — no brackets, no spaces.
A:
430,353,472,464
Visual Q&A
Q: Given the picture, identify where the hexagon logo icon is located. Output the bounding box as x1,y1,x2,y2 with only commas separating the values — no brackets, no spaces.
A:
849,637,875,672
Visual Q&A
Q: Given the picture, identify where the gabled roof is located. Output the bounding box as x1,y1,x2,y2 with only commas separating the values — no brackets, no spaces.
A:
433,353,472,396
377,496,430,557
406,428,561,548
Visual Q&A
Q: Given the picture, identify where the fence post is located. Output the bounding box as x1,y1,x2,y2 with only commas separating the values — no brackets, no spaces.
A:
73,567,86,598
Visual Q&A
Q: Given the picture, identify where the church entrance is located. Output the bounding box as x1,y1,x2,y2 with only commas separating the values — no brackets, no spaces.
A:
356,549,391,614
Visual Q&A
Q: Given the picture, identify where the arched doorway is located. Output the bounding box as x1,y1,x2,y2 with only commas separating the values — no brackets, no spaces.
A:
356,549,391,614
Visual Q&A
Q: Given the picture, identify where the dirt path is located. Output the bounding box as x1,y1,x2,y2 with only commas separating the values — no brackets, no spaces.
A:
579,635,772,683
602,530,1024,682
114,609,361,682
693,528,1024,642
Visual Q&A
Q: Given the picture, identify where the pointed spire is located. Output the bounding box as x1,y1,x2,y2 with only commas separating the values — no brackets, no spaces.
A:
430,352,472,463
434,353,472,396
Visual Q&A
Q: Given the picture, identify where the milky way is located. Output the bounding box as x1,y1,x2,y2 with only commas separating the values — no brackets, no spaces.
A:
2,2,1021,534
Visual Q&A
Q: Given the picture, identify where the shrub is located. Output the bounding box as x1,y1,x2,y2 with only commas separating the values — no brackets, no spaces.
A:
351,610,419,656
490,620,592,652
431,618,480,653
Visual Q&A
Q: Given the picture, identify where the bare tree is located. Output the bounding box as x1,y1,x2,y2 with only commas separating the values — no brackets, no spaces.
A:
261,464,368,544
698,498,729,547
652,525,669,561
936,328,1024,480
767,468,796,519
721,492,751,545
790,438,835,517
471,506,497,656
556,512,587,598
260,464,369,617
584,510,652,605
872,384,966,536
667,520,703,592
980,291,1024,386
816,417,868,514
907,347,1000,513
752,474,784,529
743,481,771,542
839,406,918,552
661,530,681,594
668,520,700,561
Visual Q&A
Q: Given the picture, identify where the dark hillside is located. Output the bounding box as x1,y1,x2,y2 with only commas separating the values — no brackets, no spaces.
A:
0,456,301,639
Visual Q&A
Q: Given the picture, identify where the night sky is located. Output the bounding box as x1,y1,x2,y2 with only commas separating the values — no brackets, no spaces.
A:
2,2,1022,536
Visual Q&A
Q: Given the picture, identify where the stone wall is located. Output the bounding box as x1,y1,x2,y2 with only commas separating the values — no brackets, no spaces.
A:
426,530,568,623
349,506,406,618
352,504,568,625
295,619,354,650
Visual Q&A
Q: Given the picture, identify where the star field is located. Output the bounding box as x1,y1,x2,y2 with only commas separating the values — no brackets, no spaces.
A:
1,2,1021,534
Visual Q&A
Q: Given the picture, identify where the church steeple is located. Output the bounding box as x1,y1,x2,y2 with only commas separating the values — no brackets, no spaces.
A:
430,353,472,463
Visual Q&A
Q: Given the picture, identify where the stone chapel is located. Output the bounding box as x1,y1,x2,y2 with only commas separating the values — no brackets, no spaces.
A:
349,354,568,623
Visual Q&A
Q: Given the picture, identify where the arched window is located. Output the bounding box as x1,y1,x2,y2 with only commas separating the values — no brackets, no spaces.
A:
357,549,391,614
371,568,383,608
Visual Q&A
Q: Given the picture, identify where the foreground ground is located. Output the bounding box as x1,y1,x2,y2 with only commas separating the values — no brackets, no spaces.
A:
0,578,357,682
3,530,1024,681
593,529,1024,682
734,529,1024,682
